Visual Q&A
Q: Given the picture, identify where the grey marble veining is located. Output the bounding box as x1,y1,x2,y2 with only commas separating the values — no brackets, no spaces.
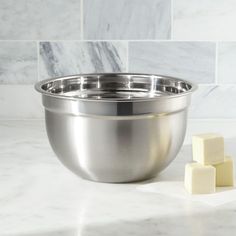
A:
84,0,171,39
190,85,236,118
0,42,37,84
0,120,236,236
39,41,127,79
0,0,81,40
173,0,236,40
218,42,236,84
129,42,216,83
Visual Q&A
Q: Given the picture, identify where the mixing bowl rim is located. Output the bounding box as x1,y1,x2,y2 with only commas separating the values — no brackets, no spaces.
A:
35,73,198,102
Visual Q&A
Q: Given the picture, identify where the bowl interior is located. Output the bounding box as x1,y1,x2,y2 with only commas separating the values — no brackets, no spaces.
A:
40,74,193,100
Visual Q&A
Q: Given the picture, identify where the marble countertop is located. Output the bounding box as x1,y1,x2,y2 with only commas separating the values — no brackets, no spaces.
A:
1,119,236,236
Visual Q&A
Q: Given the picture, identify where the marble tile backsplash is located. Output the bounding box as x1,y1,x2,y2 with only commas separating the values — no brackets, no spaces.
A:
84,0,171,40
129,42,216,83
0,85,43,119
0,0,81,40
173,0,236,40
0,42,37,84
218,42,236,84
190,85,236,118
0,0,236,119
40,42,127,79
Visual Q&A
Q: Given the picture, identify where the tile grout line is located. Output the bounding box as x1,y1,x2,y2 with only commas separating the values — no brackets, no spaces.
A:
215,41,219,85
80,0,84,40
170,0,174,40
1,39,236,42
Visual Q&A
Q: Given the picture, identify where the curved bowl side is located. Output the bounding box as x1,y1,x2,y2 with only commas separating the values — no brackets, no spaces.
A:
44,108,188,183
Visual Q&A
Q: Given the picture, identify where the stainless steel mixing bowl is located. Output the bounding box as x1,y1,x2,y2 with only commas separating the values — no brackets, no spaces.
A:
35,73,197,183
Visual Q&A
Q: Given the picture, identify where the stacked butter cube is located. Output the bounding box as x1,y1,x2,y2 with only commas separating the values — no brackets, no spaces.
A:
185,133,234,194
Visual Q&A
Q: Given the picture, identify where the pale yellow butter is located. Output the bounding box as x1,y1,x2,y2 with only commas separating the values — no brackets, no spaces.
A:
185,163,216,194
192,133,224,165
214,156,234,187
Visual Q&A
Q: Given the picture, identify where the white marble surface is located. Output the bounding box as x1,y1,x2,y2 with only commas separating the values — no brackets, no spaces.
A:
190,85,236,118
0,85,43,119
129,42,215,83
40,42,127,80
1,119,236,236
0,0,81,40
0,42,37,84
173,0,236,40
84,0,171,39
218,42,236,84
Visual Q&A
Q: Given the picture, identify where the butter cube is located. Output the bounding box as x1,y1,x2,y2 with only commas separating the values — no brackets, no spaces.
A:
192,133,224,165
214,156,234,187
185,163,216,194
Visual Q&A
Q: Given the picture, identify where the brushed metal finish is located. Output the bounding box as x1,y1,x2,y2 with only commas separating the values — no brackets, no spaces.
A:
35,73,197,183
